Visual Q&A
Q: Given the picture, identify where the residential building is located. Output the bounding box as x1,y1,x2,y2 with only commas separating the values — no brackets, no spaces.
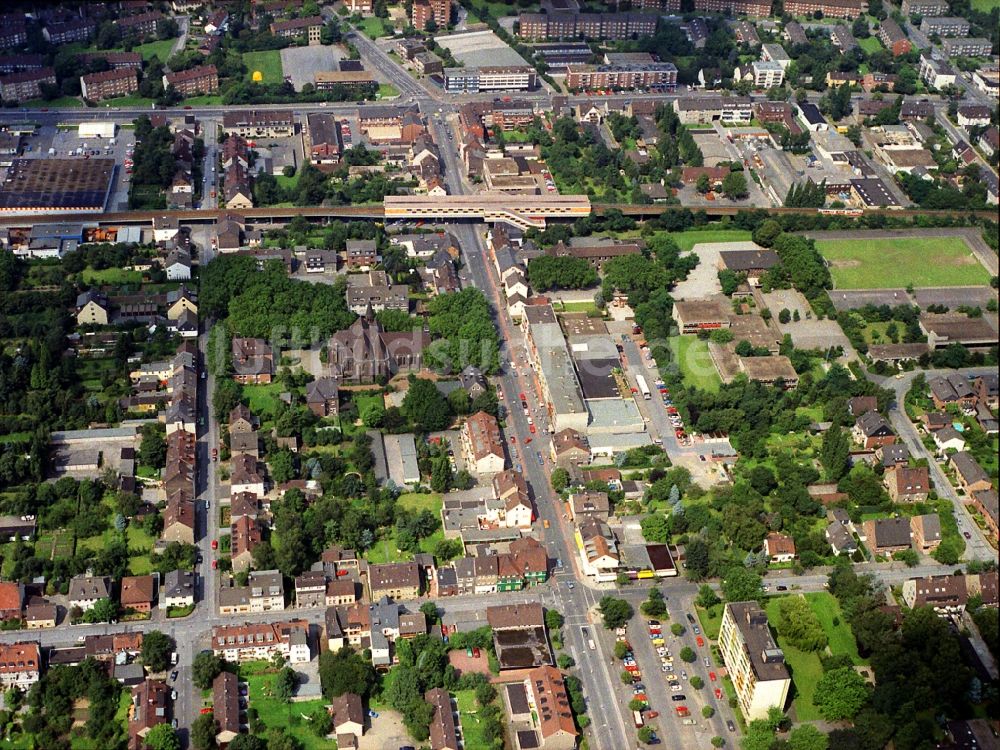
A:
517,11,659,40
831,25,858,51
161,570,195,609
526,666,579,750
249,570,285,612
443,67,538,93
853,410,895,449
911,514,942,554
919,55,957,88
306,377,340,417
566,62,678,91
411,0,452,30
368,562,421,600
461,411,505,475
878,19,911,56
674,95,754,124
719,602,791,720
957,104,991,128
329,692,364,744
163,65,219,96
117,11,165,37
748,60,785,88
0,14,28,50
295,571,327,609
231,338,273,385
569,491,611,522
212,620,311,664
942,38,992,56
24,600,57,629
0,583,22,622
862,518,912,555
969,489,998,539
672,298,730,334
231,515,263,572
902,574,968,612
0,68,57,102
424,687,459,750
346,239,379,270
902,0,948,14
307,113,343,166
577,517,620,581
763,533,796,563
213,672,241,745
783,0,866,17
919,17,970,36
81,69,138,101
270,16,323,44
69,575,111,612
950,452,992,494
44,18,96,44
222,110,295,138
120,575,155,614
692,0,772,12
128,679,168,743
550,428,590,471
885,465,930,502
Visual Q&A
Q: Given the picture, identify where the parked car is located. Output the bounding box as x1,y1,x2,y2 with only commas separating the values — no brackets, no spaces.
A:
671,694,686,702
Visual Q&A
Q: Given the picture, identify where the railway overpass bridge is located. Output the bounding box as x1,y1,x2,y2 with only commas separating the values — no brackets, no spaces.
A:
383,194,592,230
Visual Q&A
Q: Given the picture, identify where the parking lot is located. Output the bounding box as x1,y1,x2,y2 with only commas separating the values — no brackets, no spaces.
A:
281,44,344,91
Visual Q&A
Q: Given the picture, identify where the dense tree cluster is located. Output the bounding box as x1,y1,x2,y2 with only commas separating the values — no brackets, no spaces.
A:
425,288,500,375
527,256,598,292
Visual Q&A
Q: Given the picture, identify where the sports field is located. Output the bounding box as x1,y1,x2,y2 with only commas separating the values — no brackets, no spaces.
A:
243,50,284,84
816,237,991,289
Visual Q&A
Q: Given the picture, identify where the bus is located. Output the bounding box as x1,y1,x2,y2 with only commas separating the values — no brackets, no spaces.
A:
635,375,651,400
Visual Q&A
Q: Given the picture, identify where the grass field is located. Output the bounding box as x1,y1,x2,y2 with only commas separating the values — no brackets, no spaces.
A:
243,383,287,416
858,36,883,54
367,493,445,564
670,336,721,392
183,94,224,105
804,591,865,665
696,604,723,640
377,83,400,99
817,237,991,289
359,16,392,38
23,96,85,108
243,50,285,84
971,0,1000,10
455,690,492,750
670,229,753,253
82,267,142,285
136,39,177,63
765,598,824,721
242,664,335,750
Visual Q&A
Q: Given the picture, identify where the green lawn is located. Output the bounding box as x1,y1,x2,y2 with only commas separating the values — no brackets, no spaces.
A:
183,94,224,105
377,83,400,99
765,598,824,721
817,237,991,289
82,267,142,285
23,96,85,108
359,16,391,38
367,490,444,564
244,50,285,84
242,665,335,750
669,336,721,393
455,690,492,750
136,39,177,63
804,591,865,665
243,383,287,416
398,492,443,513
696,604,723,640
670,229,753,253
858,36,883,54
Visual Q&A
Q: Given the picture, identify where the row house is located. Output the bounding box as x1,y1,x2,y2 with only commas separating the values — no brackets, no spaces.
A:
212,620,311,664
461,411,505,475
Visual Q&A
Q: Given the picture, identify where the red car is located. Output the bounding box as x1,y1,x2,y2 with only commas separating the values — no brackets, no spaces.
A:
211,540,218,550
200,708,213,715
709,672,717,682
647,711,659,719
529,423,536,434
696,636,704,647
519,392,526,401
715,688,723,700
211,559,218,569
472,647,481,658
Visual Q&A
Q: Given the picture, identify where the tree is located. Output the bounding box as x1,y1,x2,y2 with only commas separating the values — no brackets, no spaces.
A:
820,425,851,483
685,538,710,580
638,726,655,743
722,171,748,200
550,468,570,493
702,705,715,718
711,737,725,747
598,596,634,630
228,737,268,750
789,725,830,750
84,597,120,623
144,724,181,750
814,667,869,720
557,653,576,669
776,596,828,652
190,713,218,750
402,376,452,431
641,513,670,543
680,646,696,662
319,647,376,699
141,630,173,673
545,609,565,632
690,675,704,689
722,567,763,603
140,424,167,468
752,220,782,248
273,667,297,703
192,652,223,690
641,588,667,617
671,623,685,636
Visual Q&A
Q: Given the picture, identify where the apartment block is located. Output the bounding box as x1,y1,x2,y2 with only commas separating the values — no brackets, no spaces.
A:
691,0,773,16
444,66,537,93
412,0,452,30
211,620,311,664
271,16,323,44
566,62,678,91
783,0,866,18
81,68,138,101
941,37,993,56
163,65,219,96
719,603,791,720
919,17,970,36
0,68,56,102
